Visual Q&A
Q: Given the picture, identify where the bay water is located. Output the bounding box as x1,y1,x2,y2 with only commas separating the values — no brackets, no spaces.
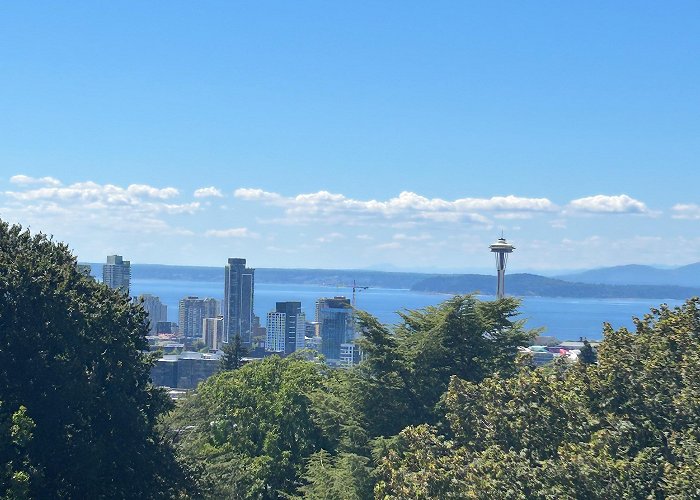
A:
131,279,685,341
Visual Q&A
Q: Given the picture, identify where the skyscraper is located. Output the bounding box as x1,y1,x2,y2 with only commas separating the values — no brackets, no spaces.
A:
179,296,219,339
138,294,167,335
316,296,353,362
223,258,255,346
203,297,220,319
102,255,130,294
203,316,224,350
266,302,306,355
266,311,286,353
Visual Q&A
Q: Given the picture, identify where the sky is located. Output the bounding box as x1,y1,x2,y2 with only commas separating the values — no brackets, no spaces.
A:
1,1,699,273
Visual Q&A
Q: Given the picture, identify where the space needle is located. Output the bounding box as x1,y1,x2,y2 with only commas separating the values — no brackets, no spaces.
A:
489,236,515,299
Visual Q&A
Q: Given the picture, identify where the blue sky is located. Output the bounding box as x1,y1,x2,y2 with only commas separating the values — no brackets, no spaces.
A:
1,2,699,272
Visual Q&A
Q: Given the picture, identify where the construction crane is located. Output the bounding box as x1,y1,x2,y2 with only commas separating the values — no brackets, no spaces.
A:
351,279,369,308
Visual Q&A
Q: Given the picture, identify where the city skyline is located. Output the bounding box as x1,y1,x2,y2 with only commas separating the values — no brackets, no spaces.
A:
1,3,699,271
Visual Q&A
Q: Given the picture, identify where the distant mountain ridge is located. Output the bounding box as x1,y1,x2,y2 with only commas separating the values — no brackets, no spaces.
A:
556,263,700,287
86,263,434,289
82,263,700,300
410,273,700,300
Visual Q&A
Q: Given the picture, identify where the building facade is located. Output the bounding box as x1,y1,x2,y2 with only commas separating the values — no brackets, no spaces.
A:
266,302,306,354
102,255,130,294
139,294,167,335
223,258,255,346
202,316,224,350
266,311,286,353
179,296,219,339
316,296,353,362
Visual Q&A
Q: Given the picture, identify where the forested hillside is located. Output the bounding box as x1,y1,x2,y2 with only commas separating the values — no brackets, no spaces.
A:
410,272,700,299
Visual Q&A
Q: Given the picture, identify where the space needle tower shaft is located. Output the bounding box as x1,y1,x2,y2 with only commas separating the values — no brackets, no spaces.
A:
489,236,515,299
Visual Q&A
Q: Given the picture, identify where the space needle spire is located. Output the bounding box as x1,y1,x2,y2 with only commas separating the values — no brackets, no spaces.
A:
489,235,515,299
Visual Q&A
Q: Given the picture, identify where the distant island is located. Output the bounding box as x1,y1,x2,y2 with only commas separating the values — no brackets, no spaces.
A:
410,273,700,300
84,263,700,300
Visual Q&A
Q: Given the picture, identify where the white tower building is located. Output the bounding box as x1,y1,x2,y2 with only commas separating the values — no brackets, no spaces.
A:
489,236,515,299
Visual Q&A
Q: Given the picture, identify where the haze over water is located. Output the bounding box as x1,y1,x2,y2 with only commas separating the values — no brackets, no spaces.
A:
131,279,684,341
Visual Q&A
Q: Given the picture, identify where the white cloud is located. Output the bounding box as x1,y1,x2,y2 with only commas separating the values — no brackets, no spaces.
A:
550,219,567,229
672,203,700,220
493,212,533,220
9,174,61,186
393,233,432,241
317,232,345,243
205,227,259,238
375,241,402,250
6,181,180,203
567,194,649,214
194,186,224,198
127,184,179,199
234,188,555,226
234,188,282,202
1,176,197,240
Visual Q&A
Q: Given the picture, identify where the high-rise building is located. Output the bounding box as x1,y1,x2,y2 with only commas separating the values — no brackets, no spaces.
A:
316,296,353,362
266,302,305,355
340,343,360,367
266,312,286,353
278,301,306,354
203,297,220,319
179,296,219,339
203,316,224,350
139,294,167,335
223,258,255,345
102,255,130,294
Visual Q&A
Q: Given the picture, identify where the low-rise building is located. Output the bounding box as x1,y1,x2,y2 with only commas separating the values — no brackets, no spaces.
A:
151,351,221,389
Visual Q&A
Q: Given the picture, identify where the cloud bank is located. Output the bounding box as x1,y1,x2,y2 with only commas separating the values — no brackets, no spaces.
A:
568,194,649,214
234,188,557,225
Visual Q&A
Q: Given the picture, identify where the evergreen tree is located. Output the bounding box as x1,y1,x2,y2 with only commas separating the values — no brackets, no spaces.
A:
220,333,248,370
579,339,597,365
169,356,328,498
0,220,188,498
376,298,700,499
354,295,536,436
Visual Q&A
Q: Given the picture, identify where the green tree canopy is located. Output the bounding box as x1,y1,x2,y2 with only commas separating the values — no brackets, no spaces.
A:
354,295,536,436
169,355,330,499
220,333,248,371
376,298,700,499
0,221,186,498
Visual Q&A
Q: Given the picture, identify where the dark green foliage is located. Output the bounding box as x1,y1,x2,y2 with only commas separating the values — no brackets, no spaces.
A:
170,295,534,498
298,450,373,500
220,333,248,371
169,356,329,499
0,221,187,498
0,404,37,499
354,295,536,436
168,294,700,498
376,298,700,499
579,339,597,364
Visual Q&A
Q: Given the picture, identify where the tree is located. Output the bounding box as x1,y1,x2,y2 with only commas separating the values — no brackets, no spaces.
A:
354,295,536,436
0,221,188,498
376,298,700,499
220,333,248,370
170,356,329,498
298,450,373,500
0,403,37,499
579,339,597,365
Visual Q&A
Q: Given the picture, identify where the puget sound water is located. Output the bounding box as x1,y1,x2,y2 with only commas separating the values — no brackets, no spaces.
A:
130,279,686,341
